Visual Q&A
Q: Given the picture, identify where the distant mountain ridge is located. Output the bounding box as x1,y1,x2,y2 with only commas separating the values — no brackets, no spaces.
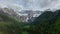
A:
32,10,60,24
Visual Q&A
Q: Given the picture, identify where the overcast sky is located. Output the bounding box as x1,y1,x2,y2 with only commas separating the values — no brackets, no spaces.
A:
0,0,60,11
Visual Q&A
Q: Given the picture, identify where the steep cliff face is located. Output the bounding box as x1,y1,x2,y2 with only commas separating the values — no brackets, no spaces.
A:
2,8,17,16
0,8,20,21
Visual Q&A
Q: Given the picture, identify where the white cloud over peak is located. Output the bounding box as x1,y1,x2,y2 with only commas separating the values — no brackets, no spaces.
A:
0,0,60,11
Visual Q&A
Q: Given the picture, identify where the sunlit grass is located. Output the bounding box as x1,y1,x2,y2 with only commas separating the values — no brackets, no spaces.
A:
0,31,4,34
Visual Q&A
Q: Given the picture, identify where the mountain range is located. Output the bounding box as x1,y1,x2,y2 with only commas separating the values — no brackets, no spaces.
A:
0,7,43,22
0,7,60,34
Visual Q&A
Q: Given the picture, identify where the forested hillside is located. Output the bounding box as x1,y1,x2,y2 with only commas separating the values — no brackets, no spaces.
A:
31,10,60,34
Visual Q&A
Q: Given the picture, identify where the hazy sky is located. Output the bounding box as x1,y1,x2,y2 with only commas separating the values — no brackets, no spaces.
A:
0,0,60,11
